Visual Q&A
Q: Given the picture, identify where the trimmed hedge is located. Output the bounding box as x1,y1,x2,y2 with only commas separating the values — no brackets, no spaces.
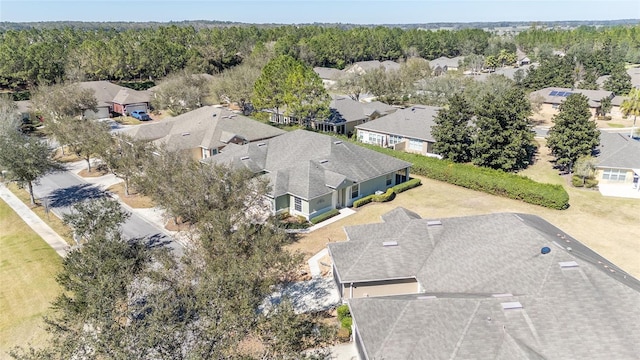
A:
353,187,400,208
353,195,374,208
354,143,570,210
392,178,422,193
310,208,340,225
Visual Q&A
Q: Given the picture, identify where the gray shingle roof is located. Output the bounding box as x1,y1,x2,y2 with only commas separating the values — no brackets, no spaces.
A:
323,96,396,125
429,56,464,69
77,81,150,107
122,106,285,152
355,105,441,141
340,207,640,360
203,130,411,200
313,67,344,81
529,87,613,108
596,131,640,169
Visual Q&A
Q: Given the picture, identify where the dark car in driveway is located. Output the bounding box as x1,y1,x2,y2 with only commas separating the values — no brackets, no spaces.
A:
130,110,151,121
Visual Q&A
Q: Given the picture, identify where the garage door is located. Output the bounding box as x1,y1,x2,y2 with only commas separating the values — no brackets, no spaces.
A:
125,103,148,115
84,106,110,120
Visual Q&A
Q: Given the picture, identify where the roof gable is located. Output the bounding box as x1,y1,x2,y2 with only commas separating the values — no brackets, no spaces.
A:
355,105,441,141
597,131,640,169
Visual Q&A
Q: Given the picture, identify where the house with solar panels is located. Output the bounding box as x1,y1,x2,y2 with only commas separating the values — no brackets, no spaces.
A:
328,207,640,360
529,87,613,118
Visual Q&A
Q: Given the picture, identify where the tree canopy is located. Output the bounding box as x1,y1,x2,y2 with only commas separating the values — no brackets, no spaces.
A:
547,93,600,171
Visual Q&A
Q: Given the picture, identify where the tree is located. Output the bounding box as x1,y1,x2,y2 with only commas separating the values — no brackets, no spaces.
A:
150,72,210,116
621,88,640,138
63,197,130,243
603,65,632,95
574,155,598,186
576,69,599,90
547,93,600,172
336,72,366,101
66,119,112,172
0,129,61,205
470,87,536,171
431,93,474,162
598,96,612,117
99,134,152,197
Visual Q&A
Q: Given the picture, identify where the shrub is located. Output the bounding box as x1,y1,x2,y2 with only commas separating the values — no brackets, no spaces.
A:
585,178,599,188
373,187,396,202
340,316,352,330
572,175,584,187
337,327,351,342
352,142,569,210
353,195,374,208
392,178,422,193
337,304,351,321
310,209,340,225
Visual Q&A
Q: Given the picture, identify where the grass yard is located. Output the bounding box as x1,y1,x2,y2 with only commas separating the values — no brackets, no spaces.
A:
288,141,640,278
0,200,61,359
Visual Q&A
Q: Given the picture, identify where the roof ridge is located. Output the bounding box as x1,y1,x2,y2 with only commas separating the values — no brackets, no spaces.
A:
373,299,413,359
448,300,482,359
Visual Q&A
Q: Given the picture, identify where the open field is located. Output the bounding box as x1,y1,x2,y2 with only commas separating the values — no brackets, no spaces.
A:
0,200,61,359
289,142,640,278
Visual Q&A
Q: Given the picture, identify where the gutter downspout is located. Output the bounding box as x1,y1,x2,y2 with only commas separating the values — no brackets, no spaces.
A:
350,283,354,299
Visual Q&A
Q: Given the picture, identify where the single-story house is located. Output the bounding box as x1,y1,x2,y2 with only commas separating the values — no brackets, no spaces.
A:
611,95,628,117
121,106,285,160
355,105,441,157
311,96,396,136
429,56,464,75
202,130,411,220
529,87,614,117
344,60,400,75
313,67,345,88
468,63,537,82
328,207,640,359
595,131,640,190
78,81,151,119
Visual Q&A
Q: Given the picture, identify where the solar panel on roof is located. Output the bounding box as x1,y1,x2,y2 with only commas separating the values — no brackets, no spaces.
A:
557,91,566,96
549,90,559,96
563,92,573,97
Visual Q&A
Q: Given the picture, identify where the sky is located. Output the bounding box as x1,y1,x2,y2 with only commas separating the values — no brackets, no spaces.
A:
0,0,639,24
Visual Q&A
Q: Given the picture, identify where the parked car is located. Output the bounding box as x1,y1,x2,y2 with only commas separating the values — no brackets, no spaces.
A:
130,110,151,121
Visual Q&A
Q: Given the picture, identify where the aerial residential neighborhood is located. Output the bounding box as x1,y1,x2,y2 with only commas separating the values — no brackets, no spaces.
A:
1,1,640,359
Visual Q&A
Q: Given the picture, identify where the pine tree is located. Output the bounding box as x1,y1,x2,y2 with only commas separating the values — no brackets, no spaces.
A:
547,93,600,172
431,93,473,163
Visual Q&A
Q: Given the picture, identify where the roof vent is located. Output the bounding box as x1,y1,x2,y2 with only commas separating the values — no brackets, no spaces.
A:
427,220,442,226
492,293,513,298
417,295,436,300
240,156,250,161
501,302,523,310
559,261,579,268
382,241,398,247
319,159,329,164
333,140,343,145
541,246,551,255
181,132,190,136
257,142,266,147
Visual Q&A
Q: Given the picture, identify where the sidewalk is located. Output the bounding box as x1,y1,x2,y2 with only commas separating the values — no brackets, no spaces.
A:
0,183,70,257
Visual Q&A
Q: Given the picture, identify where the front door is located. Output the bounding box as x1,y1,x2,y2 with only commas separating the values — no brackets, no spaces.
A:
337,188,346,208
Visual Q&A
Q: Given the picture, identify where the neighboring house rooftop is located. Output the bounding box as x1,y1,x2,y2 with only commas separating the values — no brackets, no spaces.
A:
628,66,640,88
15,100,31,114
77,81,150,107
121,106,285,152
355,105,441,142
323,96,396,125
203,130,411,200
597,131,640,169
313,67,344,81
345,60,400,75
470,63,536,82
334,207,640,359
429,56,464,69
529,87,613,108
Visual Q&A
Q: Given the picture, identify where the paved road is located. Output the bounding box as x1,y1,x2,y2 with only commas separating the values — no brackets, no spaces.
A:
32,168,184,256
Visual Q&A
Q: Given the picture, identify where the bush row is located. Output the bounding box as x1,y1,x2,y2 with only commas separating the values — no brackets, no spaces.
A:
310,208,340,225
572,175,599,188
392,178,422,193
355,143,570,210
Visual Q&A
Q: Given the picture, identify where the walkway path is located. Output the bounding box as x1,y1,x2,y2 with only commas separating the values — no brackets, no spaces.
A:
0,183,70,257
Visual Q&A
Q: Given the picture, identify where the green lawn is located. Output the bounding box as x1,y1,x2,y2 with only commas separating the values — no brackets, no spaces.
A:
0,199,61,359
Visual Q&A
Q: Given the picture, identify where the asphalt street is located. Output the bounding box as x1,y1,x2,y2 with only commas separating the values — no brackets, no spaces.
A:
32,167,184,256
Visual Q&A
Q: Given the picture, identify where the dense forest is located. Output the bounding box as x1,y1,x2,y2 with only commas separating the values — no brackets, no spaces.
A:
0,23,639,90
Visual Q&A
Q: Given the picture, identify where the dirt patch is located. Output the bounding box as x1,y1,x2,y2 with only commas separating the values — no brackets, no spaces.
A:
52,147,82,163
77,168,109,178
164,219,194,232
106,183,155,209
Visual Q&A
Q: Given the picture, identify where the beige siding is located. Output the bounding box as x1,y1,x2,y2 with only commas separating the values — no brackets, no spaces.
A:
596,168,635,185
343,278,419,299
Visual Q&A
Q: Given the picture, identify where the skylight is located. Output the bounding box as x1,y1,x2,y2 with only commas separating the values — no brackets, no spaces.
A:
559,261,579,268
501,302,523,310
240,156,250,160
382,241,398,247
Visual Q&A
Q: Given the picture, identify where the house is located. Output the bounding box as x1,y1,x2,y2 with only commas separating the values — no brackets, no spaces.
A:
468,63,536,82
202,130,411,220
344,60,400,75
516,49,531,66
311,96,397,136
78,81,151,119
328,207,640,359
595,131,640,192
121,106,285,160
529,87,614,117
429,56,464,75
313,67,345,88
355,105,441,157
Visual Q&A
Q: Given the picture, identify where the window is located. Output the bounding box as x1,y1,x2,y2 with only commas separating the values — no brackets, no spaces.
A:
294,197,302,212
409,138,422,151
351,184,359,199
389,135,403,146
386,174,392,186
602,169,626,182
